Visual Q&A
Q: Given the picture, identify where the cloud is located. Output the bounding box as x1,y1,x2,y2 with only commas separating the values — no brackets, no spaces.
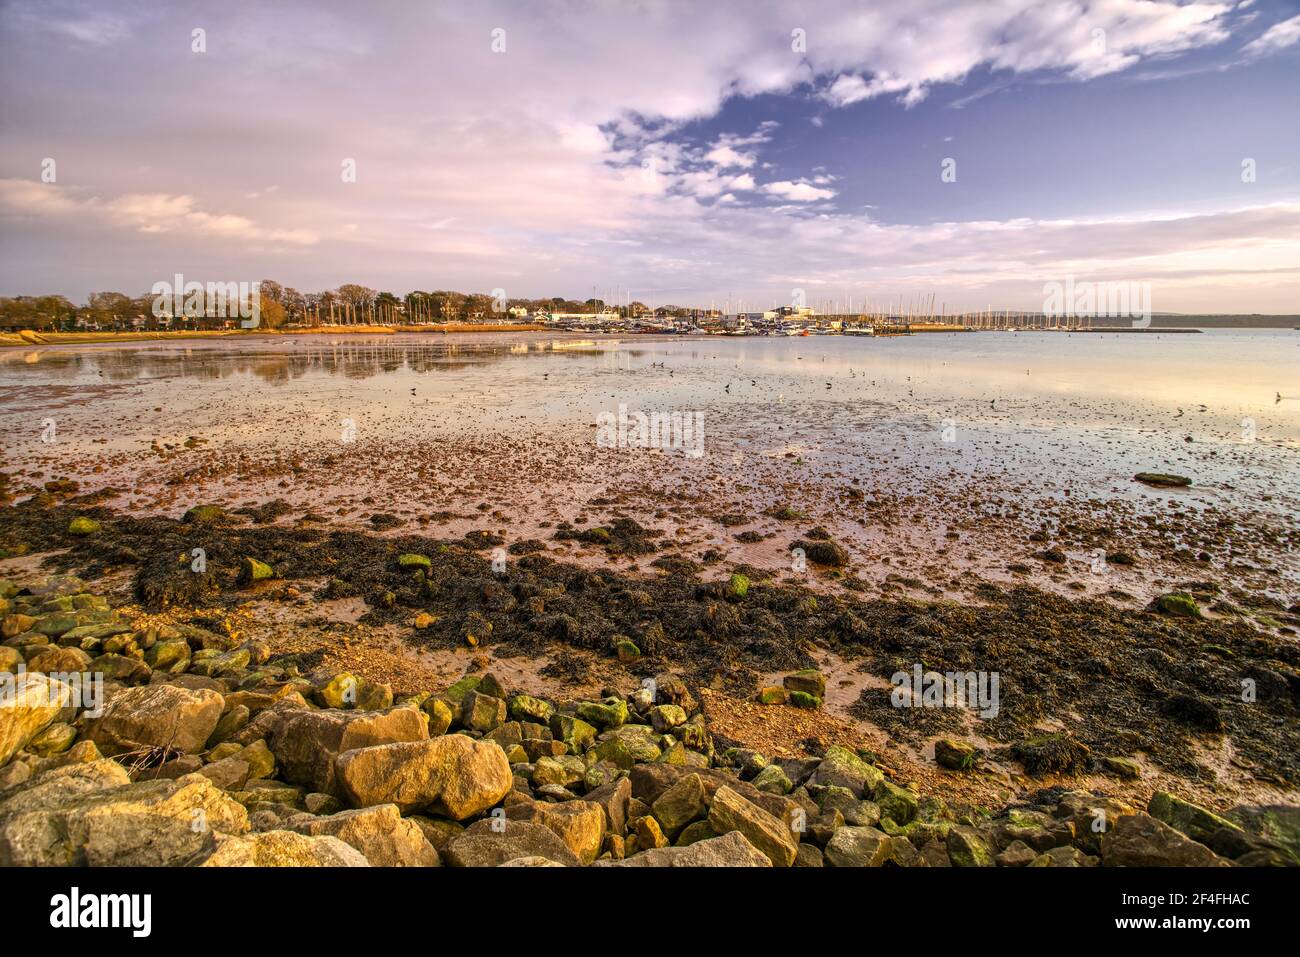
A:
763,181,836,202
0,181,319,246
1242,14,1300,57
0,1,1291,310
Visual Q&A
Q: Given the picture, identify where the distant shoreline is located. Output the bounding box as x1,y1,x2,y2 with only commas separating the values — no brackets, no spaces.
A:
0,323,546,347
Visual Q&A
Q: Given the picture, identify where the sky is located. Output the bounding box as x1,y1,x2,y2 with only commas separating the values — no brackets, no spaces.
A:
1,0,1299,312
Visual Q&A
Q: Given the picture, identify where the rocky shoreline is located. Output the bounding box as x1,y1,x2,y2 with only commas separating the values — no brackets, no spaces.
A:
1,494,1298,867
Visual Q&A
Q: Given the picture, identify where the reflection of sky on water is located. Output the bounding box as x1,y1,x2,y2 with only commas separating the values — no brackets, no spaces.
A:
1,330,1297,511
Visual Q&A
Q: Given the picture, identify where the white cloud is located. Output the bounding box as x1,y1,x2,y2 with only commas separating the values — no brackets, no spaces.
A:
0,0,1290,310
1242,14,1300,57
764,181,837,202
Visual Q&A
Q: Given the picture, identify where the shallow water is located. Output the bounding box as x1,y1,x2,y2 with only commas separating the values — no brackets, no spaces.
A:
2,328,1297,604
3,328,1296,509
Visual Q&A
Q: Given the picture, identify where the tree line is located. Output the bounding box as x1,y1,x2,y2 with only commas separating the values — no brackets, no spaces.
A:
0,282,692,331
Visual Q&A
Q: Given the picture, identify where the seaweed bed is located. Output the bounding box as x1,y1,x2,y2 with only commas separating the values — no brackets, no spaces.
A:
2,492,1297,787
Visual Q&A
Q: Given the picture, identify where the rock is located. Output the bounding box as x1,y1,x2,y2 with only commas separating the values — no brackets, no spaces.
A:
757,686,788,705
1029,846,1094,867
182,505,227,524
84,683,224,756
549,713,596,750
996,840,1039,866
197,756,252,791
27,722,77,757
1148,791,1245,851
286,804,438,866
807,745,884,797
423,697,454,735
585,776,632,836
0,769,248,866
946,825,995,867
613,638,641,662
508,694,553,723
596,724,662,763
824,825,893,866
652,772,708,839
1134,472,1191,487
459,691,506,732
67,517,100,536
397,553,431,571
677,820,718,846
934,738,977,771
443,818,581,867
783,669,826,698
237,557,274,586
1151,592,1202,618
144,638,190,673
751,764,792,795
1226,805,1300,863
874,779,918,825
795,842,824,867
603,830,771,867
532,755,586,788
510,800,606,864
200,830,370,866
1100,813,1231,867
336,734,512,819
648,704,687,732
707,785,797,867
576,697,629,729
634,814,669,849
788,691,821,709
0,672,76,765
1101,756,1142,779
267,706,428,796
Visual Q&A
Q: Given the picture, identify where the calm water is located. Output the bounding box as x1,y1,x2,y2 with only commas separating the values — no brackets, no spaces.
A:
1,328,1297,517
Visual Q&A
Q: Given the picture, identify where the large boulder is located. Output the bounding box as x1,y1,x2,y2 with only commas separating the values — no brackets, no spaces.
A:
1101,813,1232,867
265,706,428,796
824,826,894,867
85,684,224,755
585,776,632,836
285,804,438,866
335,734,511,819
599,831,771,867
1148,791,1247,856
0,672,75,765
707,785,797,867
0,769,248,866
807,746,884,797
443,818,581,867
507,800,606,864
199,830,370,866
652,772,708,839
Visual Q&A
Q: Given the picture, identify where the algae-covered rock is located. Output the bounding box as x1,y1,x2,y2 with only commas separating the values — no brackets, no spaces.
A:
808,746,884,797
1152,592,1202,618
237,557,274,586
397,553,431,571
67,517,100,536
1134,472,1191,487
824,825,893,867
934,738,977,771
783,669,826,698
